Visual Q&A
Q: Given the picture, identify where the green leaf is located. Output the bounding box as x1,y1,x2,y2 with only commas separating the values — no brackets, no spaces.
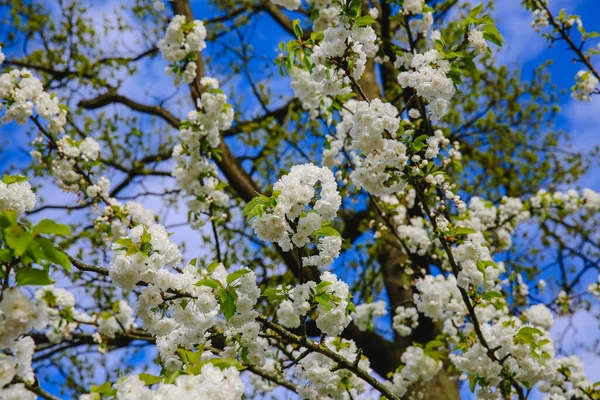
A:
315,223,341,237
0,249,12,263
203,357,246,371
36,237,72,271
293,19,303,39
115,237,133,247
16,267,55,286
468,3,484,18
243,195,269,221
5,229,33,257
481,291,503,301
412,134,429,151
32,219,71,236
315,293,332,311
468,374,478,393
2,174,28,184
482,24,504,46
195,278,221,289
447,67,462,85
139,373,162,386
454,226,477,235
219,288,238,320
91,381,116,396
226,268,251,285
354,15,375,27
141,227,151,244
207,260,220,273
262,288,279,298
164,371,180,385
316,280,333,291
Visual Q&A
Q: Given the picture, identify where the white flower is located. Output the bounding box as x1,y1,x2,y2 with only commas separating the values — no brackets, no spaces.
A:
271,0,301,10
0,180,36,216
468,29,487,54
523,304,554,330
351,300,387,331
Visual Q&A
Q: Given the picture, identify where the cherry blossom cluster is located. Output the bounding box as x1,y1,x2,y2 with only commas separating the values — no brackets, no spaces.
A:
392,305,419,337
158,15,206,85
397,50,456,121
276,271,352,336
271,0,301,11
0,179,36,216
468,29,488,54
0,336,36,399
294,337,370,399
344,100,408,196
0,69,67,133
95,200,157,240
386,345,442,398
311,23,378,82
571,70,599,101
108,219,267,372
249,163,342,268
29,132,112,208
89,364,244,400
172,77,233,229
286,6,379,117
351,300,387,331
109,224,183,291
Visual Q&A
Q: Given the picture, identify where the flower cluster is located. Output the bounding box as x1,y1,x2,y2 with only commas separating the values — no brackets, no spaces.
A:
287,15,378,116
387,345,443,398
158,15,206,85
172,77,233,229
468,29,488,54
403,0,423,15
311,24,378,81
249,163,342,268
0,336,36,398
276,271,352,336
339,99,409,196
451,316,556,394
413,274,467,335
95,200,157,239
35,286,94,344
104,364,244,400
271,0,301,11
0,69,67,133
0,179,36,216
397,50,455,121
0,288,47,348
351,300,387,331
295,337,370,399
571,70,599,101
109,224,183,291
392,306,419,337
453,233,501,292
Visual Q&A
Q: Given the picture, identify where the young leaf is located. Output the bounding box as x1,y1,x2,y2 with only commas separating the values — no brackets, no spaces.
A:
194,278,221,289
36,237,72,271
219,288,238,320
138,373,162,386
32,219,72,236
354,15,375,27
2,174,29,184
16,267,55,286
455,226,477,235
226,268,251,285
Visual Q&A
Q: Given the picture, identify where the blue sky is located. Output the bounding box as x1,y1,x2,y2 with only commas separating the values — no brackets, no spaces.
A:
1,0,600,398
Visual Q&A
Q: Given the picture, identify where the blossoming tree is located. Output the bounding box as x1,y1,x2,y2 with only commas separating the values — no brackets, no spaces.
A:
1,0,599,399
